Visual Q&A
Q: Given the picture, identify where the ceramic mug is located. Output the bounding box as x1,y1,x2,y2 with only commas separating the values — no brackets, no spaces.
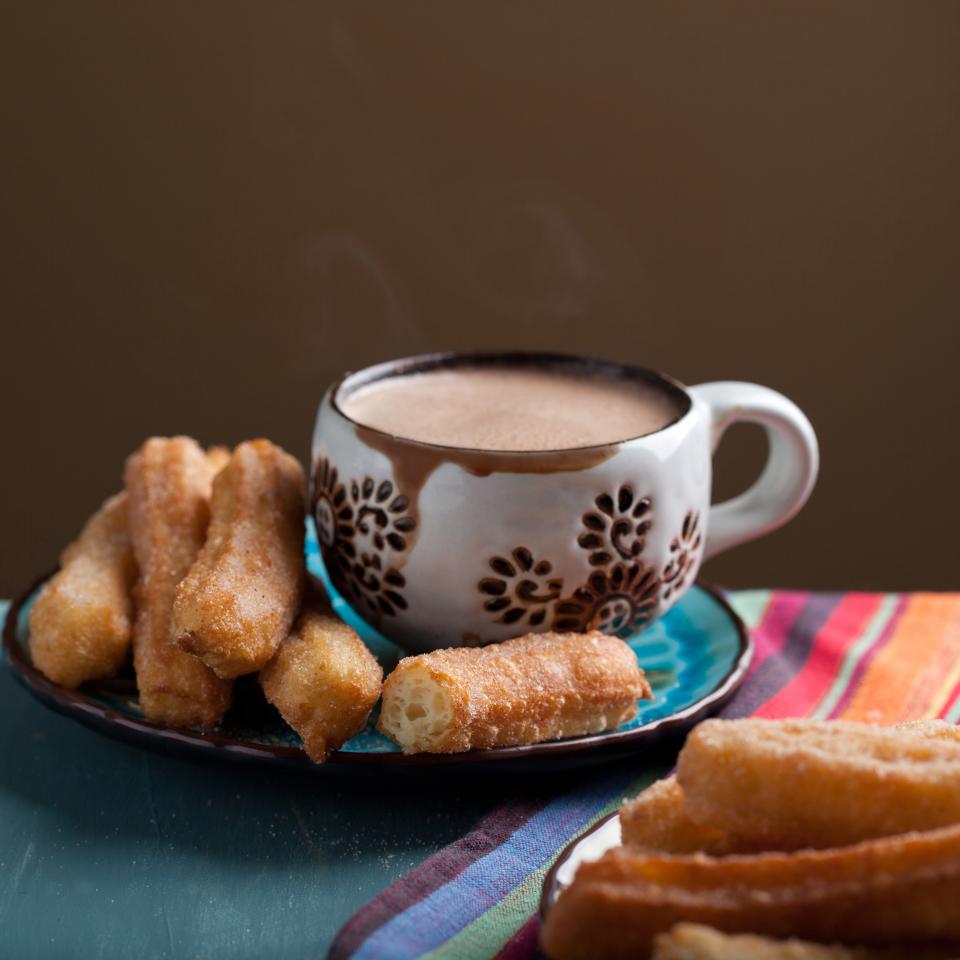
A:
311,352,818,652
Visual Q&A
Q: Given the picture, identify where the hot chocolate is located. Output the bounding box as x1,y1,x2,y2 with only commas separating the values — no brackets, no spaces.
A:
338,365,683,451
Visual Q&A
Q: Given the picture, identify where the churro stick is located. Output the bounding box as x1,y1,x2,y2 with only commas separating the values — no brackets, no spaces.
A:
651,924,953,960
619,731,960,853
206,445,231,475
125,437,232,729
676,718,960,849
620,779,764,855
171,439,305,678
260,596,382,763
540,824,960,960
378,631,650,754
896,718,960,745
29,493,136,688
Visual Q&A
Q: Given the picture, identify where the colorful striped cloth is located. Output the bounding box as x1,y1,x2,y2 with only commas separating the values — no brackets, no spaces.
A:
329,589,960,960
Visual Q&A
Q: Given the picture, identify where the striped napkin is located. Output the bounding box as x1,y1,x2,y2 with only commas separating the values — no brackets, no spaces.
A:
330,589,960,960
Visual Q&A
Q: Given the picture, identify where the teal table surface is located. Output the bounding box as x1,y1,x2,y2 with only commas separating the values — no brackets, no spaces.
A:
0,602,584,960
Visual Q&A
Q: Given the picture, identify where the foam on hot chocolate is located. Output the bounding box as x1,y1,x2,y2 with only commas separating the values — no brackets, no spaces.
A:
339,365,683,451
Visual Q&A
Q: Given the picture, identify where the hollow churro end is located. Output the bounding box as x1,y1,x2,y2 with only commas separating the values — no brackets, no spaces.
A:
378,631,649,754
378,663,457,754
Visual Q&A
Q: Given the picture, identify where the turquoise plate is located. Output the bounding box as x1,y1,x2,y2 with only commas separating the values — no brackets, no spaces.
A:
3,525,751,773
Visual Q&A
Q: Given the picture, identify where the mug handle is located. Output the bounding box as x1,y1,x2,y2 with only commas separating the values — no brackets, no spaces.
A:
689,382,819,561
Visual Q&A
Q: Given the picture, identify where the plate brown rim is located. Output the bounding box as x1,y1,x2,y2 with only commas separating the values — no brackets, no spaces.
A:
3,571,752,769
539,809,622,920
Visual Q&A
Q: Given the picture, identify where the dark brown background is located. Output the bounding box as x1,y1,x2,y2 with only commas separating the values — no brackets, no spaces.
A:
2,2,958,597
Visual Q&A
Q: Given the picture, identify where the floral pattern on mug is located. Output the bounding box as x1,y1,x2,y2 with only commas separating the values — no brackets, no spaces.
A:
553,562,660,636
314,457,415,618
480,486,670,639
662,510,702,602
479,548,564,628
579,485,653,566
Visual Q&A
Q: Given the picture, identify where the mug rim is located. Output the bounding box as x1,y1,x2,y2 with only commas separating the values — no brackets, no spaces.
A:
326,350,693,457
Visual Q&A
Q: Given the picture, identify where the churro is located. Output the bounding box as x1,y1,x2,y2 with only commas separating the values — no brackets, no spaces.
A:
676,718,960,848
540,823,960,960
125,437,232,729
378,630,650,753
620,778,762,855
260,595,382,762
171,439,305,678
651,924,953,960
28,493,136,688
206,445,231,475
896,718,960,745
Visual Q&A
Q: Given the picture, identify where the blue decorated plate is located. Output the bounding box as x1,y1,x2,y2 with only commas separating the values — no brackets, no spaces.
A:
3,527,751,772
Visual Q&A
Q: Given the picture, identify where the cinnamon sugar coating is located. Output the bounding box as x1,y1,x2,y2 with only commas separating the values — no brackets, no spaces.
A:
125,437,232,729
378,630,650,754
620,778,765,856
676,718,960,849
260,597,382,763
651,923,952,960
172,439,305,678
29,492,136,688
541,824,960,960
